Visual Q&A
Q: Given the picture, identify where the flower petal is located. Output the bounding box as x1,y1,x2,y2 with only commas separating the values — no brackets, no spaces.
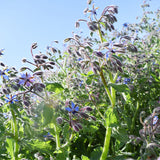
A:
71,102,75,109
65,107,72,112
75,107,79,112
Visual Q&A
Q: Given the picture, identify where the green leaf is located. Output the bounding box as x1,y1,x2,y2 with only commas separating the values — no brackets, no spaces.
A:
81,155,90,160
6,138,14,158
108,83,130,93
90,147,103,160
46,83,64,93
43,104,53,126
105,107,118,127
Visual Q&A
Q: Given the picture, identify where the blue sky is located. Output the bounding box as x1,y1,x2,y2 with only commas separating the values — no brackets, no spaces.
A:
0,0,159,69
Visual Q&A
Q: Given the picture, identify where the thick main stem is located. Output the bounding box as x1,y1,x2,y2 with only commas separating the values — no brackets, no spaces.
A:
11,108,19,160
100,127,112,160
131,101,140,133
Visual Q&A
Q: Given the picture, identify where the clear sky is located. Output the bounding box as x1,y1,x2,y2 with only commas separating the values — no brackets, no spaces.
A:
0,0,159,69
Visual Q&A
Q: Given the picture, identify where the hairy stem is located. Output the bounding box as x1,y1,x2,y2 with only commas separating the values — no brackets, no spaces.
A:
100,127,112,160
53,123,60,150
131,101,140,133
11,108,19,160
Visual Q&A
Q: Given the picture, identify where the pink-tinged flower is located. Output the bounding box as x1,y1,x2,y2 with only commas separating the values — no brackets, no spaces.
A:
5,95,18,104
19,73,34,87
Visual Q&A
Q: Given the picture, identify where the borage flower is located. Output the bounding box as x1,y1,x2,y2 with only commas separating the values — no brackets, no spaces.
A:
65,101,79,114
0,69,9,80
19,73,34,87
5,95,18,104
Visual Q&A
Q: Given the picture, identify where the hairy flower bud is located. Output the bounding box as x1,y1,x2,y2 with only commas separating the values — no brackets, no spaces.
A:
90,116,96,121
41,55,48,59
48,61,55,65
33,71,43,76
23,100,30,107
79,112,89,119
22,58,27,63
32,43,38,49
0,62,5,67
34,55,41,59
56,117,63,124
2,88,9,94
94,51,104,58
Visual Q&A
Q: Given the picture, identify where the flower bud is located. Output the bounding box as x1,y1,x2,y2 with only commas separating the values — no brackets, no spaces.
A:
90,116,96,121
48,61,55,65
23,100,30,107
34,55,41,59
20,67,27,72
79,112,89,119
11,84,19,91
41,55,48,59
39,83,45,89
2,88,8,94
22,58,27,63
56,117,63,124
33,71,43,76
32,43,38,49
94,51,104,58
0,62,5,67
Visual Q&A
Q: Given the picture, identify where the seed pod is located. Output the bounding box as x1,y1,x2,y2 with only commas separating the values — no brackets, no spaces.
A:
56,117,63,124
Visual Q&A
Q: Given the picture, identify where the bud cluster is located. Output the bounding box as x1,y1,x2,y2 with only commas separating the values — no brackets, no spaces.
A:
56,101,96,132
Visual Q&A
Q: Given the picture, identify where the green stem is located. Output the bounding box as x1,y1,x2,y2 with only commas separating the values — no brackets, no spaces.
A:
131,101,140,133
61,133,74,149
100,69,113,107
100,126,112,160
53,123,60,150
11,108,18,160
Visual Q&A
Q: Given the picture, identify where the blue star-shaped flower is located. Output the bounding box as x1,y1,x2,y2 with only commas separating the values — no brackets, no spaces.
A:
19,73,34,87
5,95,18,104
153,116,158,125
0,69,9,80
123,78,131,84
65,101,79,114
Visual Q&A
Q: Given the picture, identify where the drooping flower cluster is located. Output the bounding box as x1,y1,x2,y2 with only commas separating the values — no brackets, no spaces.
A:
57,101,96,132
